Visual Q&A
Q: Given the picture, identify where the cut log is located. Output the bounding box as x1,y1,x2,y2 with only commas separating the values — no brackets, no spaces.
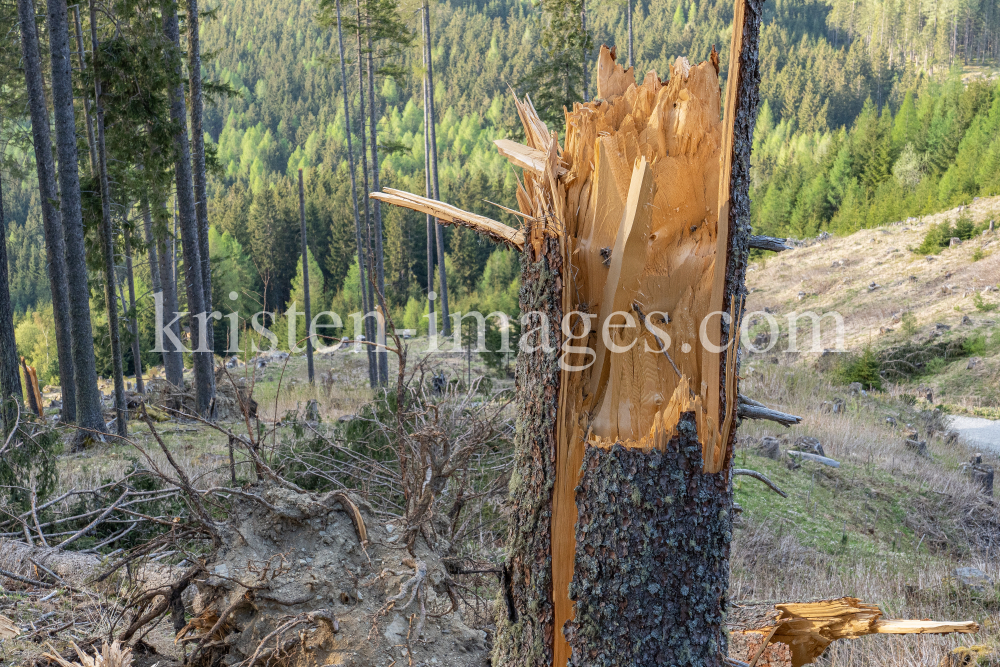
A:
369,188,524,250
0,539,175,590
728,597,978,667
738,394,803,426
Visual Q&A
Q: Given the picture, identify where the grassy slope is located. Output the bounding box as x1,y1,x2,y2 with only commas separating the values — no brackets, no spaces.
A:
737,202,1000,661
746,195,1000,412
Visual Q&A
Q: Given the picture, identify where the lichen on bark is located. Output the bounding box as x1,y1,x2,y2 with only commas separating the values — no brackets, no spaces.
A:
565,414,732,666
492,226,564,667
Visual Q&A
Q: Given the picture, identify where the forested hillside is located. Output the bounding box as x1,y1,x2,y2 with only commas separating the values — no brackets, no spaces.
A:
4,0,1000,383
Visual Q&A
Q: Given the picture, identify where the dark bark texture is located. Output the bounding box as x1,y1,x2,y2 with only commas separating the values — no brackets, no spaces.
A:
90,0,127,437
16,0,78,424
164,1,214,414
492,227,563,667
718,0,763,431
187,0,213,330
0,176,23,414
566,421,732,666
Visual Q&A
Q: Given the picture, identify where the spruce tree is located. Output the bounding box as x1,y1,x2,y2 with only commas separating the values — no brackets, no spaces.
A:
15,0,80,425
88,0,128,437
164,0,215,415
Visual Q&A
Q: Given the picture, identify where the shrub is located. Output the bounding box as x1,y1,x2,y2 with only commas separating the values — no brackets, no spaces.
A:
915,215,983,254
0,404,61,513
833,347,883,390
901,311,918,335
974,292,998,312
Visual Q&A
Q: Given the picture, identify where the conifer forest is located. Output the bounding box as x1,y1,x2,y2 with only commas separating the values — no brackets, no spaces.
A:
2,0,1000,662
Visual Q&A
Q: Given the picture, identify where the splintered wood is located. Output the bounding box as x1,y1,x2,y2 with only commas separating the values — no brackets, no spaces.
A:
373,46,735,466
374,45,741,665
728,597,978,667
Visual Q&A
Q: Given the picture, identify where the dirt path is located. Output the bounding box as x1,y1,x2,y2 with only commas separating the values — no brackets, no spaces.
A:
949,414,1000,453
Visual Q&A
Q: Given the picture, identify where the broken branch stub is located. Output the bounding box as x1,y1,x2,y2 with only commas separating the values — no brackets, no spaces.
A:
368,188,524,250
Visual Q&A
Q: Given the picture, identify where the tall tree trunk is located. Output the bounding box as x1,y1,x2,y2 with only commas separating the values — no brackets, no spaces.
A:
297,169,314,383
626,0,633,68
88,0,128,438
124,228,144,394
164,0,215,416
421,14,435,332
16,0,78,425
142,195,184,386
155,198,185,387
0,172,23,425
333,0,373,382
71,5,97,175
366,19,388,385
186,0,213,338
491,4,763,664
355,0,378,389
421,1,450,337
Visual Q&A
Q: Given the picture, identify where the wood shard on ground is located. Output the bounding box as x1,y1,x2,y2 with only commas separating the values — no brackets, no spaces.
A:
728,597,979,667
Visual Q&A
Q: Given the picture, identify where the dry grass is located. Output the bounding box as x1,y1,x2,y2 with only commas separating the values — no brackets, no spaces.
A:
745,195,1000,354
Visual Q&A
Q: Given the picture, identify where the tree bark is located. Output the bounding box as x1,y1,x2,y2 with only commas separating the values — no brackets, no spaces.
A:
333,0,372,378
421,1,450,337
297,169,314,383
421,12,435,329
155,198,185,388
16,0,78,425
0,173,23,422
88,0,128,437
186,0,213,338
124,228,144,394
164,0,215,415
355,0,378,389
71,4,98,176
492,2,763,663
580,0,589,102
366,18,388,385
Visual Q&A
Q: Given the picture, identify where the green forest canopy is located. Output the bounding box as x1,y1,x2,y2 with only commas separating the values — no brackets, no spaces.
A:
4,0,1000,383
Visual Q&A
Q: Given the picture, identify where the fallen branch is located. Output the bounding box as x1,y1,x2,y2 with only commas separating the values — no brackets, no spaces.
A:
737,395,802,427
370,188,524,250
733,469,787,497
786,451,840,468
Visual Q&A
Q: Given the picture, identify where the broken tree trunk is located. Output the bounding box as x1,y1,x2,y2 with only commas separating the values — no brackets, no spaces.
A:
375,7,980,665
727,597,978,667
376,0,761,659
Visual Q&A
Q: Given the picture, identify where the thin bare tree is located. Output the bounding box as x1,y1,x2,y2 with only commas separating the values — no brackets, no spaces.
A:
421,0,450,337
